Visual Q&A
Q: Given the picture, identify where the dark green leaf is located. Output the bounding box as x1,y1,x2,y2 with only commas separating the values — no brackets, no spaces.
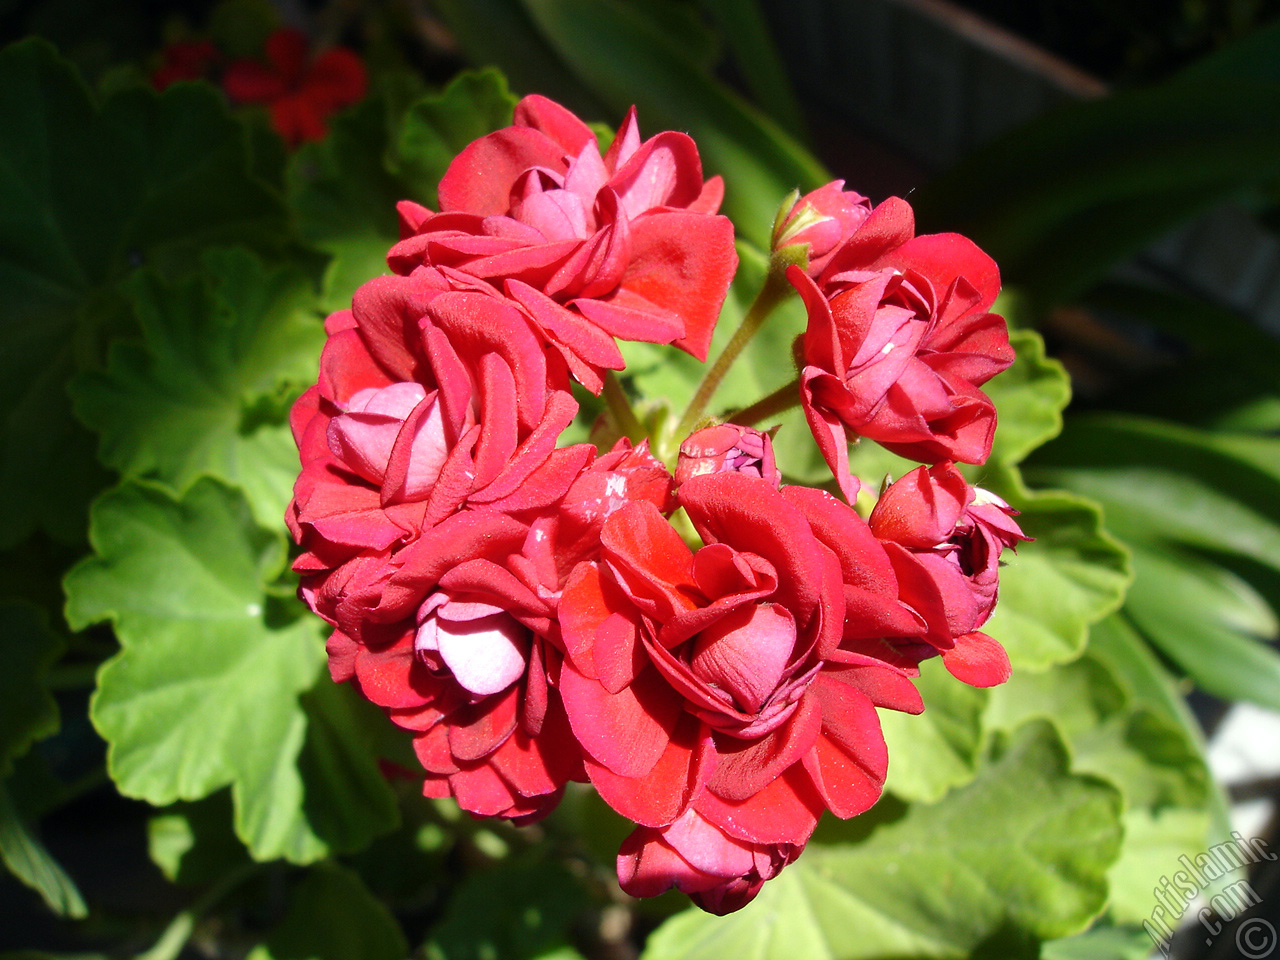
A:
0,780,86,919
250,863,408,960
71,247,324,527
292,680,402,859
1028,414,1280,708
393,69,517,209
1125,547,1280,711
1080,283,1280,431
915,74,1280,307
286,93,404,312
430,0,613,118
148,792,249,886
1029,415,1280,573
695,0,807,140
426,855,589,960
0,602,63,774
0,39,288,545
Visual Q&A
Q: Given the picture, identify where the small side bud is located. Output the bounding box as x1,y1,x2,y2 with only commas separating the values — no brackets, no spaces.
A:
676,423,781,488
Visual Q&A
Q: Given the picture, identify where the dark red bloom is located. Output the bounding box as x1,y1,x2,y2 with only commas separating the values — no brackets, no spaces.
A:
223,28,366,145
388,96,738,391
790,198,1015,499
557,473,923,907
151,39,220,90
868,462,1029,686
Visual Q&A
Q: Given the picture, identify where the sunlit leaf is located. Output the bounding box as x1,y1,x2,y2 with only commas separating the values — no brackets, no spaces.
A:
65,479,396,863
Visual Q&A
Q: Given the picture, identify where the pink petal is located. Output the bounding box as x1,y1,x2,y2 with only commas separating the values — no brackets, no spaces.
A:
615,211,738,361
586,715,711,827
802,676,887,818
706,694,821,801
430,606,527,697
690,603,796,714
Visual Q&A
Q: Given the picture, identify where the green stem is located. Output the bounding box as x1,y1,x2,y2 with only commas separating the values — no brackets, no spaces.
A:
673,264,795,440
602,371,646,444
134,862,260,960
730,377,801,427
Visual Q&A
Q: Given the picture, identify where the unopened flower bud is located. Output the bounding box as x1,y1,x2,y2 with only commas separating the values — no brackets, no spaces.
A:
772,180,872,276
675,424,781,487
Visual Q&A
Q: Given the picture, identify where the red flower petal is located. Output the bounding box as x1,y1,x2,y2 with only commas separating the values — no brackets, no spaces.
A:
942,631,1011,687
560,660,680,779
695,764,823,845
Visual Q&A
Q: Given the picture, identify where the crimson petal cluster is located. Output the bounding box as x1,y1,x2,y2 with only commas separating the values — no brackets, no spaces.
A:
289,97,1026,914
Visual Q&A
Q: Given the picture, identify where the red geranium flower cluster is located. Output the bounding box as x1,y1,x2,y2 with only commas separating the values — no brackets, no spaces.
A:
289,98,1025,914
152,27,366,146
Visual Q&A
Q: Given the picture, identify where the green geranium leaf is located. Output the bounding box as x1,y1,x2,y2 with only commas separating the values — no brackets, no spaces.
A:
0,781,87,919
0,39,288,546
71,247,324,527
985,328,1070,466
393,69,518,210
250,863,408,960
986,651,1212,924
1041,924,1155,960
65,479,395,862
1028,414,1280,708
979,465,1132,670
291,679,402,858
879,657,986,804
642,721,1123,960
425,855,590,960
0,602,63,774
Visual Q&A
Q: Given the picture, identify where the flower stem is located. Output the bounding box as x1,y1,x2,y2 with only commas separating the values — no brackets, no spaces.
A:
602,371,646,444
730,377,801,427
674,263,795,440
